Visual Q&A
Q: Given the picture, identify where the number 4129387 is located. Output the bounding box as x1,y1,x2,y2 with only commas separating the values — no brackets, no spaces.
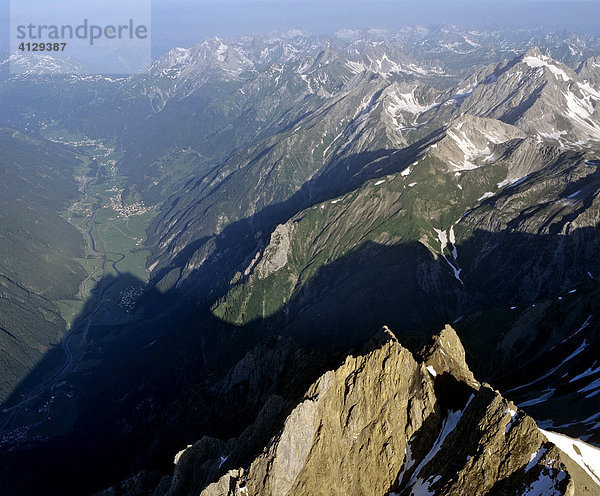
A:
18,42,67,52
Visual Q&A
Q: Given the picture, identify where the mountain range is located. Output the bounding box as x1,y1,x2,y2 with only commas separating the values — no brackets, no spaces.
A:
0,26,598,495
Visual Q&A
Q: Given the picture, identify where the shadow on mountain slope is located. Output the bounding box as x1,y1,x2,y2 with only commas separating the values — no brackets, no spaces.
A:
0,217,598,494
148,136,443,298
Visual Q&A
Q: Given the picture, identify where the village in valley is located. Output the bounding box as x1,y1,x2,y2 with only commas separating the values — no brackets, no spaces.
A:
43,131,158,327
105,187,152,219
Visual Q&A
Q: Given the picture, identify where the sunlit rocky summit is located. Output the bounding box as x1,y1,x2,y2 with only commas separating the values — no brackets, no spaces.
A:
114,326,599,496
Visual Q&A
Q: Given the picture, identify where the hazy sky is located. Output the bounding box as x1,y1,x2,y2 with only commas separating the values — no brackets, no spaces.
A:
2,0,600,56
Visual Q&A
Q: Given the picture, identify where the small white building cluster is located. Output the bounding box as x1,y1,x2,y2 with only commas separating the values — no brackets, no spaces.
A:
119,284,145,312
107,193,150,218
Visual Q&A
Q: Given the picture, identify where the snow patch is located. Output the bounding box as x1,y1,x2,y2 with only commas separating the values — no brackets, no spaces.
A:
563,87,600,139
508,340,588,393
540,429,600,485
523,55,570,82
519,389,555,407
404,396,473,493
478,192,495,201
385,88,437,131
435,226,463,284
434,228,448,253
578,376,600,396
504,408,518,435
526,446,548,471
497,175,528,189
539,130,567,143
521,469,567,496
445,129,494,170
569,364,600,383
561,315,591,343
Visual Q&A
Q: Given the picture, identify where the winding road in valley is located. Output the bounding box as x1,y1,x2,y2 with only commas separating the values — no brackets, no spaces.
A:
0,169,127,434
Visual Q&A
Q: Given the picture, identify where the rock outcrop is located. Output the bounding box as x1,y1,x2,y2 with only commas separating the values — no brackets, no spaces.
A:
154,325,599,496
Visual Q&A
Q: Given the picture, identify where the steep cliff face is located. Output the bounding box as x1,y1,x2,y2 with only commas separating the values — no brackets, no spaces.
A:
152,326,600,496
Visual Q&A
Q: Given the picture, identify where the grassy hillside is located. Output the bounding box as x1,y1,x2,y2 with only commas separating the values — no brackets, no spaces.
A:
0,128,86,298
0,128,87,401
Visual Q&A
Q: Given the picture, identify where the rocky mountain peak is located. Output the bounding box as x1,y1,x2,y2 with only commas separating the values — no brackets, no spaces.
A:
517,48,576,83
420,324,479,387
577,55,600,84
427,48,600,147
149,326,599,496
522,46,544,59
430,115,526,171
361,325,399,351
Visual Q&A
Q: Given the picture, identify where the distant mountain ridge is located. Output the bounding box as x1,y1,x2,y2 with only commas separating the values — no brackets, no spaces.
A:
0,26,599,495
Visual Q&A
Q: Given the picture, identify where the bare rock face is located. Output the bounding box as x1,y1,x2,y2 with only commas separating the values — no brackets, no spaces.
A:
244,332,436,496
194,470,243,496
420,324,479,387
255,223,294,279
430,115,527,172
577,55,600,86
158,326,600,496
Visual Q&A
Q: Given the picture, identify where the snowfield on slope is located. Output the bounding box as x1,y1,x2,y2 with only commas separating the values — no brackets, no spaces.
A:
540,429,600,486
